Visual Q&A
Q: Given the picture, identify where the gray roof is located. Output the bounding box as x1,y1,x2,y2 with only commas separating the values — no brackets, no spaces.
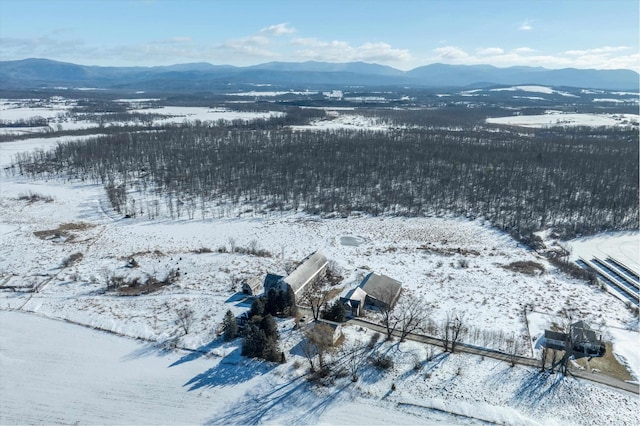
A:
284,251,328,295
571,320,598,343
359,272,402,308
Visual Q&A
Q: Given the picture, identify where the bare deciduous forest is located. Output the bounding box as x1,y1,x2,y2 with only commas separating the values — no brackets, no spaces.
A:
9,103,638,244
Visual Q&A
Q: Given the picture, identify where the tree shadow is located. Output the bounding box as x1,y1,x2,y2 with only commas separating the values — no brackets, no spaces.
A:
206,375,349,425
509,369,576,408
183,347,275,391
121,338,180,362
169,339,223,367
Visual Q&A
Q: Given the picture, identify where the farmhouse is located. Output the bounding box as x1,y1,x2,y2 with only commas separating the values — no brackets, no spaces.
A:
264,251,328,301
571,320,605,356
542,320,605,356
340,272,403,316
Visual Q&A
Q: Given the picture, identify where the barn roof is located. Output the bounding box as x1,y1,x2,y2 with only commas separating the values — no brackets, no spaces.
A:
283,251,328,295
359,272,402,308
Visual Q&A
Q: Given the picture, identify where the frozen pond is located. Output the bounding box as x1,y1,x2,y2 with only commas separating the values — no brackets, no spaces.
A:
339,235,367,246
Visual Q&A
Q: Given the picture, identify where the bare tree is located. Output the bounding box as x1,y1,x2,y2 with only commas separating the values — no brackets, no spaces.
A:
379,302,399,341
175,306,195,335
344,342,367,382
506,333,521,367
396,296,429,342
446,310,467,353
302,323,334,372
302,280,330,321
559,314,575,376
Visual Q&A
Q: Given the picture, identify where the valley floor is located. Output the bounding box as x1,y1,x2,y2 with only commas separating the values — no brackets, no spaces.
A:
0,135,638,425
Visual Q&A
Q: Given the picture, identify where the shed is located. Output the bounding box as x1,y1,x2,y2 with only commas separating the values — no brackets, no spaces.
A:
306,319,343,345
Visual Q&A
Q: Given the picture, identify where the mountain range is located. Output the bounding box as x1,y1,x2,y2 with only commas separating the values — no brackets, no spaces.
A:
1,58,637,91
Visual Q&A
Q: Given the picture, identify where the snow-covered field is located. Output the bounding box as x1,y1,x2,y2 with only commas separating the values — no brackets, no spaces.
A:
1,111,638,424
291,112,393,131
565,232,639,273
486,111,639,128
0,98,283,135
490,85,579,98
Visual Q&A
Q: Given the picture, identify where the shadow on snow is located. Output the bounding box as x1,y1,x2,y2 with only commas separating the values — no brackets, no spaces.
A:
182,347,274,391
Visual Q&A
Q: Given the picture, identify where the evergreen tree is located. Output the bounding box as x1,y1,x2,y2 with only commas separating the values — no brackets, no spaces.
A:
222,309,238,341
261,314,279,340
286,286,297,316
323,300,346,322
265,288,279,316
329,300,346,323
249,297,265,318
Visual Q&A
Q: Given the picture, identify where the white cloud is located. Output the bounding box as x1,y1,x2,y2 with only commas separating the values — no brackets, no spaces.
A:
512,47,536,54
476,47,504,56
218,35,274,58
564,46,630,56
259,23,295,36
292,38,412,64
429,45,640,72
433,46,469,60
519,19,533,31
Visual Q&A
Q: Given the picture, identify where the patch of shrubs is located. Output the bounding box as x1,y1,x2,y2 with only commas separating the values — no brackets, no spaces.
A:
18,191,54,203
61,252,83,268
370,353,394,370
106,268,179,295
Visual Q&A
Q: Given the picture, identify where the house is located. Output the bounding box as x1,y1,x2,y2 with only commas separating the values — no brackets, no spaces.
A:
340,272,403,316
241,276,263,296
263,251,328,301
571,320,605,356
542,320,605,356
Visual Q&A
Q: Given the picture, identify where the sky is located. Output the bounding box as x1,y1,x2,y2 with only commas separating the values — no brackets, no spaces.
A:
0,0,638,71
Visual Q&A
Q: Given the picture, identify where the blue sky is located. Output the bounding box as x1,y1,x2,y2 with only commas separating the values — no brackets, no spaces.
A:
1,0,638,71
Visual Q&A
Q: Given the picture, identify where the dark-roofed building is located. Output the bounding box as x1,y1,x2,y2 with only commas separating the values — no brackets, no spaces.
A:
542,320,605,356
360,272,402,311
340,272,402,316
263,273,284,294
543,330,568,351
571,320,605,356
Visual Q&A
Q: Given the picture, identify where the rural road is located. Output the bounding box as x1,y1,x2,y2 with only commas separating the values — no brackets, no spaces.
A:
346,317,639,395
